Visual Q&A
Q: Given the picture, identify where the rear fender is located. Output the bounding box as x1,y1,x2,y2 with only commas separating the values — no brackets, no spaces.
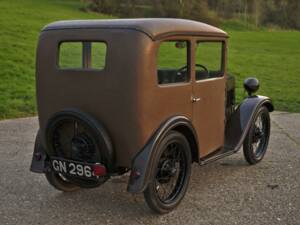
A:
224,95,274,151
127,116,198,193
30,130,48,173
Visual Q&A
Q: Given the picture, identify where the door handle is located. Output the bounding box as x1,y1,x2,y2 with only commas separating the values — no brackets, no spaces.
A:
191,96,201,103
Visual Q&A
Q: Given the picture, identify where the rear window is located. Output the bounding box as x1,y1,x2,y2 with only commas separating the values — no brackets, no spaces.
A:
59,41,106,70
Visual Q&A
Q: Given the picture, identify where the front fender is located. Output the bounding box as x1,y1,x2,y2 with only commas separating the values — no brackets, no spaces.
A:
224,95,274,151
127,116,198,193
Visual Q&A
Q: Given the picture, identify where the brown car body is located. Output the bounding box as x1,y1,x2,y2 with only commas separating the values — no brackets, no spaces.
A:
31,19,273,197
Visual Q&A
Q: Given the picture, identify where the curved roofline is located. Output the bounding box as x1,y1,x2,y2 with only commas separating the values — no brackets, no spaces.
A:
42,18,228,40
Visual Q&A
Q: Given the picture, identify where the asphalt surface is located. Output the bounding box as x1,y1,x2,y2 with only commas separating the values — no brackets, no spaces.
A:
0,112,299,225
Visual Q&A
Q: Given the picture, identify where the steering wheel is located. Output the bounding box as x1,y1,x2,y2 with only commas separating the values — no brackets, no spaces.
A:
177,65,188,76
195,64,209,77
177,64,209,77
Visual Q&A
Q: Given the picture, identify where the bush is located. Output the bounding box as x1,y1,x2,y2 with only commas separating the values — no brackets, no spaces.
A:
83,0,299,30
83,0,219,25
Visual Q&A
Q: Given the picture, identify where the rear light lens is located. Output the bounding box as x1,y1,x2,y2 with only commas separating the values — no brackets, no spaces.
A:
130,168,141,180
93,164,107,176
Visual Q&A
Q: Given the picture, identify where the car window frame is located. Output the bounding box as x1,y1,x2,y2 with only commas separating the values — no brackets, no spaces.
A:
156,38,192,87
194,40,226,82
56,40,108,72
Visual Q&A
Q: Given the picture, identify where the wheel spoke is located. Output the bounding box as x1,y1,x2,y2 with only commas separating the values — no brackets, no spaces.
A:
251,111,269,157
74,121,78,137
153,141,187,203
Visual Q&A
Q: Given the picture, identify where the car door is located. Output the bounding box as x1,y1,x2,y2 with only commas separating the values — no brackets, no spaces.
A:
192,39,226,157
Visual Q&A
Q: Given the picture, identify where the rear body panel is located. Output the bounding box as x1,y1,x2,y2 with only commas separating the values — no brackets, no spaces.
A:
37,28,194,167
37,28,153,167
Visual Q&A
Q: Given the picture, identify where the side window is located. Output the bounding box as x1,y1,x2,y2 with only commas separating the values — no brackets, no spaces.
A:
157,41,189,85
59,42,107,70
195,42,223,80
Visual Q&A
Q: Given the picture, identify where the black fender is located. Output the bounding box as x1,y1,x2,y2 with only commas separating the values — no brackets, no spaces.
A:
224,95,274,151
30,130,48,173
127,116,199,193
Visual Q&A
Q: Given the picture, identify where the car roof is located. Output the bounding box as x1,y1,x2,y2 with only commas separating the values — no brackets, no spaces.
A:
42,18,228,40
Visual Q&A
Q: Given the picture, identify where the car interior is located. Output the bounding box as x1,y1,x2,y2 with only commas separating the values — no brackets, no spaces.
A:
157,40,223,85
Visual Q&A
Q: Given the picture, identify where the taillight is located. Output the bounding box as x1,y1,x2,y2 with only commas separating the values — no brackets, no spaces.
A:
93,164,107,176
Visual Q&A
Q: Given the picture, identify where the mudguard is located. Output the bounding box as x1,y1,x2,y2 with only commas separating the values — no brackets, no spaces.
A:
224,95,274,151
30,130,48,173
127,116,198,193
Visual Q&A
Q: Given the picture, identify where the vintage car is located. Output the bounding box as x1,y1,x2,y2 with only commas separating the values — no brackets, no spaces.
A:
30,18,273,214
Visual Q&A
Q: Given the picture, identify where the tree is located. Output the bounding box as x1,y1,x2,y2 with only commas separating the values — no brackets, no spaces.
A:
83,0,300,29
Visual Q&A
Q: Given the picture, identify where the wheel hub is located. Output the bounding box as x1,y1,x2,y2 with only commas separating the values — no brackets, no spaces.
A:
71,134,95,161
152,140,189,205
253,130,261,142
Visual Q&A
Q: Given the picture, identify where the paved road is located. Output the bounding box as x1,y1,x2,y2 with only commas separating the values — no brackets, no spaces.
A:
0,112,299,225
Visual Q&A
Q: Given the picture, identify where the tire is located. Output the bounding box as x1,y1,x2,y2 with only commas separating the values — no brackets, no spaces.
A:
45,171,80,192
33,129,80,192
243,106,271,165
45,109,113,188
144,131,192,214
45,109,114,169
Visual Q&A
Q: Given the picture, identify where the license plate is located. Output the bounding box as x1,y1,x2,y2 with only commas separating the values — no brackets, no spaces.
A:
50,157,100,179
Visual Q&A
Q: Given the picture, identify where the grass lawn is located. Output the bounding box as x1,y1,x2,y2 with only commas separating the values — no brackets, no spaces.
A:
0,0,299,119
228,31,300,110
0,0,112,119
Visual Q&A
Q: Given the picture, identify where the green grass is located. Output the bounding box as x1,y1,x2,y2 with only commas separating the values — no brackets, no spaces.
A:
158,41,188,68
0,0,299,119
0,0,112,119
227,31,300,112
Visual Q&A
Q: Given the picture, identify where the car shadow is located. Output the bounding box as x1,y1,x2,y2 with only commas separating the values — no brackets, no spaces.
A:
45,175,157,222
38,155,254,223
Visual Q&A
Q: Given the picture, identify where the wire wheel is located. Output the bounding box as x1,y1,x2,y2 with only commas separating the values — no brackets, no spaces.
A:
155,142,187,203
51,118,100,163
144,131,191,214
243,106,271,164
45,110,113,188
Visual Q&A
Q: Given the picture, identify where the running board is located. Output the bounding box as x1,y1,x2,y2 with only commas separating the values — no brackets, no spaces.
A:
199,148,240,166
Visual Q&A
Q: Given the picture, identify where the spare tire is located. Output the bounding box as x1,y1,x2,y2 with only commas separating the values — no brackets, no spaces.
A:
45,109,114,188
